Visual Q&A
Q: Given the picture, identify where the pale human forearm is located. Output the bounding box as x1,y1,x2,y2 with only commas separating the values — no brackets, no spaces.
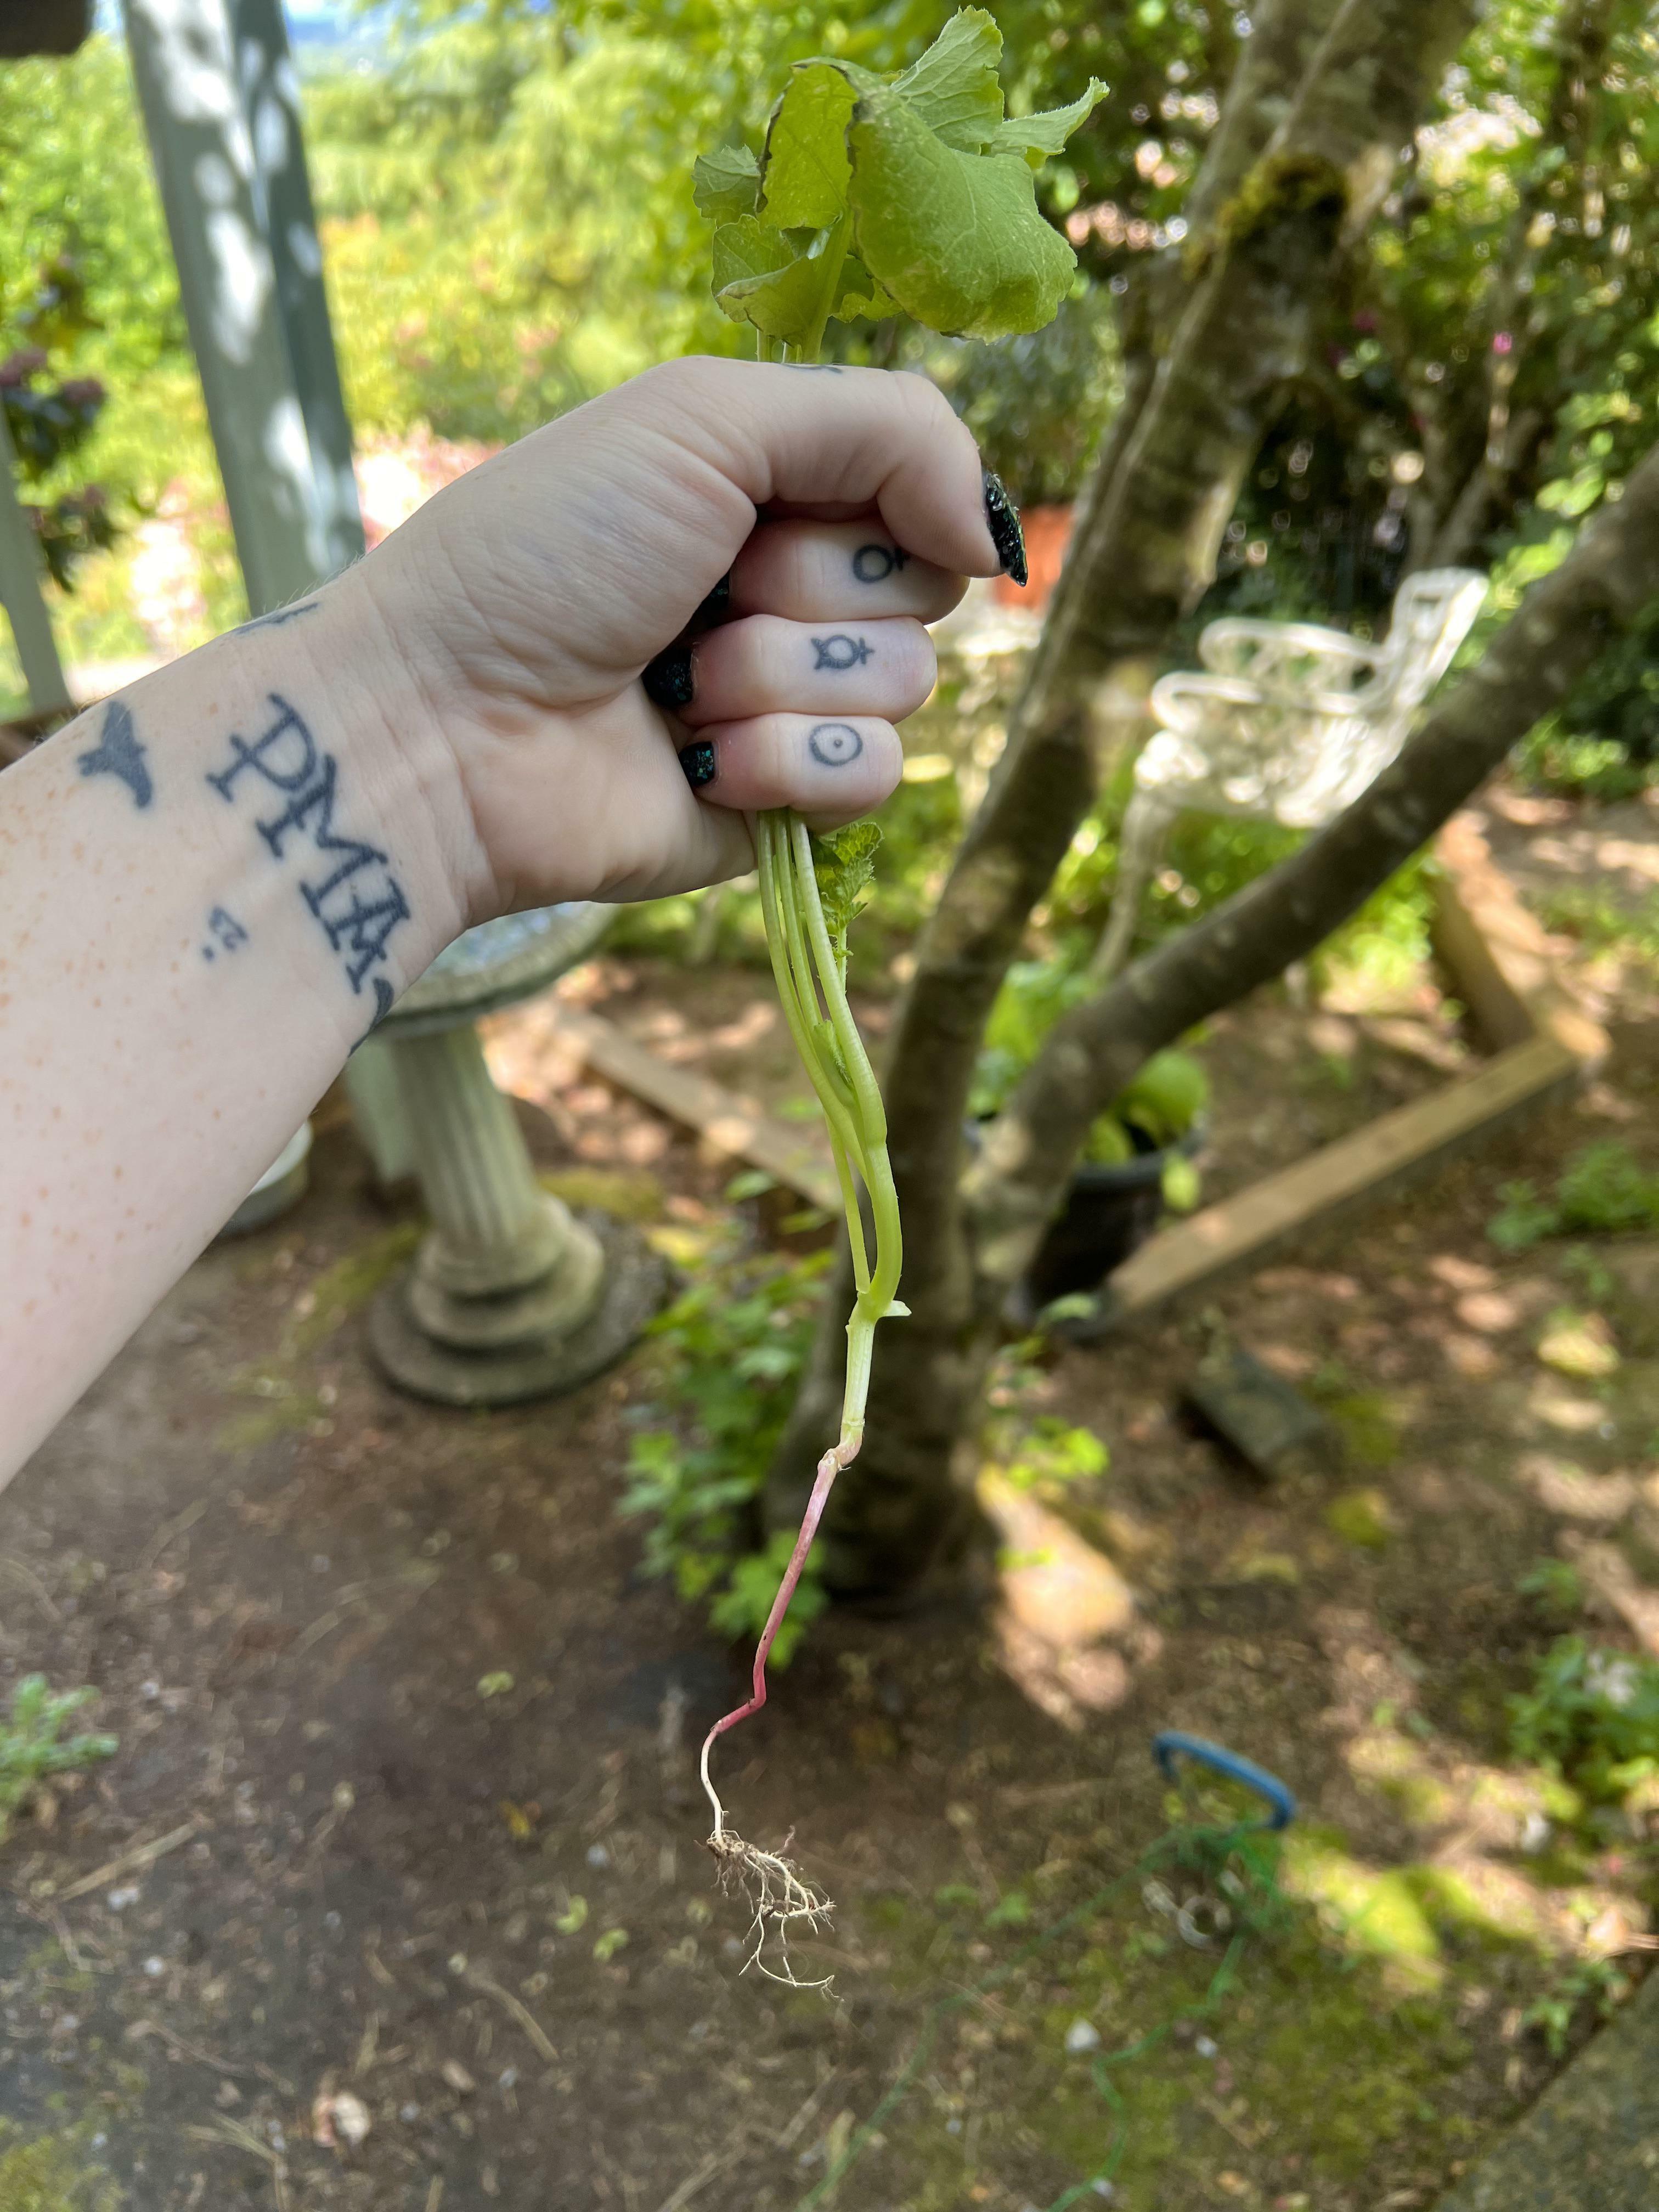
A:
0,575,477,1480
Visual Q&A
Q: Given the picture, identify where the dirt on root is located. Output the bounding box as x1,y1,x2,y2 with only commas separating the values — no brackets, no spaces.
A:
4,805,1659,2212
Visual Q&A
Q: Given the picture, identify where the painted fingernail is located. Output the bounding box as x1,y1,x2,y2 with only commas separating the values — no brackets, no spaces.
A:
678,738,717,789
643,643,695,710
695,572,732,625
982,469,1027,587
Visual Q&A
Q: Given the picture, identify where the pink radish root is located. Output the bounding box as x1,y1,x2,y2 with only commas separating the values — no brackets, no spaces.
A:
699,1432,861,1985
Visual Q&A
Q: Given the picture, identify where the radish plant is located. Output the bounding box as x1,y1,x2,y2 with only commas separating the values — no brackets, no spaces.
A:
691,7,1104,1980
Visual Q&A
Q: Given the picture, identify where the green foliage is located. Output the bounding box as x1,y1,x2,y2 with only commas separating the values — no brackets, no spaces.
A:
622,1246,832,1663
999,1413,1108,1493
1522,1954,1633,2059
1507,1636,1659,1809
1517,1558,1587,1623
1488,1141,1659,1251
1539,885,1659,978
0,1675,117,1845
810,819,882,937
971,953,1208,1170
698,9,1104,353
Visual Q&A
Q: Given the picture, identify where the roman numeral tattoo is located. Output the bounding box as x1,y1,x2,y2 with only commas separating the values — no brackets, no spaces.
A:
75,698,153,810
205,692,409,1035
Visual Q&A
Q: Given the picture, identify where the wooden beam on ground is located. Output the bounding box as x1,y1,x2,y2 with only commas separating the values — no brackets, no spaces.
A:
546,1002,839,1215
1095,1031,1580,1329
1083,807,1609,1334
1431,811,1610,1068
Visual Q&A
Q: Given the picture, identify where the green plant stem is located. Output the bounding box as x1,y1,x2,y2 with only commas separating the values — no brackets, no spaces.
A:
701,799,904,1838
802,213,853,364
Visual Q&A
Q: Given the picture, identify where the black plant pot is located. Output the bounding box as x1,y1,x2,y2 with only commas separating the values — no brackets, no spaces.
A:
969,1117,1202,1314
1024,1144,1171,1310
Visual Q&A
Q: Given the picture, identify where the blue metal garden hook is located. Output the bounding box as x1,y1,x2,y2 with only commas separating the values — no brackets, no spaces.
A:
1152,1731,1296,1831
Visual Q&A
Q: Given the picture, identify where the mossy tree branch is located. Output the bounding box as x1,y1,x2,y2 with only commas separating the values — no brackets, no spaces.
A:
767,0,1479,1596
967,438,1659,1295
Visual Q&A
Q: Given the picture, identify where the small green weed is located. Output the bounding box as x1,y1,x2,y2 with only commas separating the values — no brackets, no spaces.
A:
1521,1954,1633,2058
1507,1636,1659,1810
1489,1140,1659,1251
1541,885,1659,976
1516,1558,1587,1622
622,1245,831,1664
0,1675,117,1846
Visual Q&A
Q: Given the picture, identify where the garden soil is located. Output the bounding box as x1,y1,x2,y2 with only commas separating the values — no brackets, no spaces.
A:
2,793,1657,2212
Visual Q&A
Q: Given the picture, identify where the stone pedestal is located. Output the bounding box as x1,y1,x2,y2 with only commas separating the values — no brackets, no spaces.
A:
363,906,663,1406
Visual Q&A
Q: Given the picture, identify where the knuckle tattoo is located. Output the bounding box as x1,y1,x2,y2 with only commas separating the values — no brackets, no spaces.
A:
850,543,909,584
811,634,874,670
808,722,864,768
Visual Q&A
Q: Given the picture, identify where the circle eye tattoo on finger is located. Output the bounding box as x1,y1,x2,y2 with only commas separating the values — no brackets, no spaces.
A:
851,542,910,584
809,721,864,768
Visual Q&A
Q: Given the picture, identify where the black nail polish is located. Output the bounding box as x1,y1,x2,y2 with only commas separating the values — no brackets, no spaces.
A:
643,644,695,710
982,469,1028,587
678,739,716,789
694,573,732,625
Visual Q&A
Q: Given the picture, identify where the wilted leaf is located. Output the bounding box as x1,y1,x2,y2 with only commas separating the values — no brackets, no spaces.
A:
692,144,760,220
846,83,1078,338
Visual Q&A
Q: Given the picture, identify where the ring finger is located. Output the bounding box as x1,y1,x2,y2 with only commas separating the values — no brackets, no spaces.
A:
645,613,935,730
676,712,901,828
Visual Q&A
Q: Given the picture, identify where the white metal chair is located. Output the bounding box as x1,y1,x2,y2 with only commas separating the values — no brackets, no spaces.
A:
1093,568,1487,977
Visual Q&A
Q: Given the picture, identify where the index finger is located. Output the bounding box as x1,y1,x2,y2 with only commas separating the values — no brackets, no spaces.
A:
630,357,1018,585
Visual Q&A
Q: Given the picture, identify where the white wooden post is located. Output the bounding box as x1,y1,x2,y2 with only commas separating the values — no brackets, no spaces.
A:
122,0,329,614
0,403,72,716
229,0,366,574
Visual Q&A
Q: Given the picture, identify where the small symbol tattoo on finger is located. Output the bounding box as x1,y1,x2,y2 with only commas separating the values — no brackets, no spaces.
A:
809,722,864,768
851,543,909,584
812,634,874,670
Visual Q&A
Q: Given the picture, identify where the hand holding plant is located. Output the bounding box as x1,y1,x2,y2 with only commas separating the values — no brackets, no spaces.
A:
685,8,1104,1979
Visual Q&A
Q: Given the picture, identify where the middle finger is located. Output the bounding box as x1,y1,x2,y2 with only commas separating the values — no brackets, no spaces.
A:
646,613,936,730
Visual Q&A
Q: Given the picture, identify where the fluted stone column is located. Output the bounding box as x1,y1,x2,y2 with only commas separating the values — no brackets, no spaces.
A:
364,905,663,1406
391,1024,603,1346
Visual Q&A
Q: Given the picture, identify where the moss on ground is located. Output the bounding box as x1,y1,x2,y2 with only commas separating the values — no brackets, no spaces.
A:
0,2125,118,2212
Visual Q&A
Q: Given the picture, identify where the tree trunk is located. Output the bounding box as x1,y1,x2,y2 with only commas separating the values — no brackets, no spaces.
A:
969,437,1659,1284
767,0,1477,1598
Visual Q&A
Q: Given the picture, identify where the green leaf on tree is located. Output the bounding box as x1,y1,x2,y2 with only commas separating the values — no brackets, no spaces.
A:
811,820,882,936
692,144,760,221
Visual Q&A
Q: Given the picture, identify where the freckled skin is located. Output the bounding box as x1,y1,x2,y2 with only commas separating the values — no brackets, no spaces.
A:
1,357,1002,1481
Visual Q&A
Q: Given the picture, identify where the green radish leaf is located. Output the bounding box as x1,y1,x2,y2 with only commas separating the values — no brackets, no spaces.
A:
693,144,761,220
988,79,1110,163
710,216,821,344
834,253,901,324
811,819,882,934
890,5,1006,150
845,82,1077,338
759,61,857,229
